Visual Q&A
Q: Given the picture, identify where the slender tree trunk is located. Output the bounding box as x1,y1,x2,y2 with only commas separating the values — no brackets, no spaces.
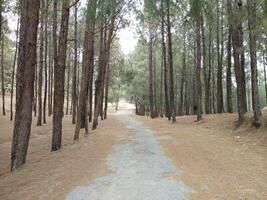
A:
196,16,202,121
51,0,58,116
93,8,116,130
179,26,186,116
247,0,262,126
201,15,209,114
37,0,45,126
52,0,71,151
231,0,246,124
216,0,224,113
226,24,233,113
104,61,110,119
0,0,5,116
161,0,170,119
11,0,40,171
166,0,176,122
263,53,267,104
10,18,20,121
207,24,212,113
75,0,96,139
1,28,5,116
48,32,52,116
148,25,155,119
43,1,48,124
65,51,71,115
72,3,78,124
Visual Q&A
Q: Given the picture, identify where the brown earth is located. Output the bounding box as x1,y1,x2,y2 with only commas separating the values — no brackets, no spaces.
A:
136,111,267,199
0,113,131,200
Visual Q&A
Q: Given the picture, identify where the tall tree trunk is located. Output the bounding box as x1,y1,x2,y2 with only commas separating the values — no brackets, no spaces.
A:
48,31,52,116
51,0,58,116
201,15,209,114
161,0,170,119
65,51,71,115
148,24,155,119
207,24,212,113
104,61,110,119
231,0,246,124
52,0,71,151
166,0,176,122
179,26,186,116
75,0,96,139
93,8,116,130
196,16,202,121
0,0,5,116
1,27,5,116
247,0,262,126
37,0,45,126
226,24,233,113
263,53,267,104
72,3,78,124
10,18,20,121
43,1,48,124
11,0,40,171
216,0,224,113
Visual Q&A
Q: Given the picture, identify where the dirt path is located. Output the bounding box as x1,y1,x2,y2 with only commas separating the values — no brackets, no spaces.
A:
66,111,193,200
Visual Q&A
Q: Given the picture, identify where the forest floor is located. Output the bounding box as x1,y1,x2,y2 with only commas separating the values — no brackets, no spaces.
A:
0,112,132,200
0,103,267,199
136,111,267,199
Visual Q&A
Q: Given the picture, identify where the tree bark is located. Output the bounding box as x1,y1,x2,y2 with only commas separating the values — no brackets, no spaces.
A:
226,24,233,113
52,0,71,151
247,0,262,126
216,0,224,113
231,0,246,124
161,0,170,119
196,16,202,121
72,3,78,124
37,0,45,126
43,0,48,124
11,0,40,171
10,18,20,121
75,0,96,139
166,0,176,122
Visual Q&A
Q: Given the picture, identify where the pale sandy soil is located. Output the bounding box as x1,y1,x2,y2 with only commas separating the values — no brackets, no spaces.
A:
136,112,267,199
0,113,131,200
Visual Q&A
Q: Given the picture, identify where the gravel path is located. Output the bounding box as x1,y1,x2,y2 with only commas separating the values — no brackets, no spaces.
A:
66,112,193,200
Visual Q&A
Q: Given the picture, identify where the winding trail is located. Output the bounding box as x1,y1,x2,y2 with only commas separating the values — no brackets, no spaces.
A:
66,111,193,200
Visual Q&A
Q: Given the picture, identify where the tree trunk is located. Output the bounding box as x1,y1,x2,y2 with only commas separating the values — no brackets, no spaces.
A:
37,0,45,126
226,24,233,113
1,27,5,116
10,18,20,121
11,0,40,171
161,0,170,119
166,0,176,122
231,0,246,124
201,15,209,114
65,51,71,115
196,16,202,121
43,0,48,124
104,61,110,119
0,0,5,116
179,26,186,116
72,3,78,124
93,8,116,130
216,0,224,113
75,0,96,139
247,0,262,126
148,25,155,119
52,0,71,151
